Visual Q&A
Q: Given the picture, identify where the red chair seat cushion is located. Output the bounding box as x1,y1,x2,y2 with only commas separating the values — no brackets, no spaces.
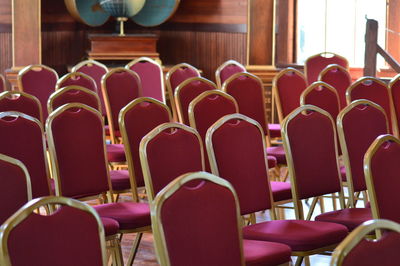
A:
266,146,286,164
94,202,150,230
315,208,372,231
243,220,348,251
110,170,130,191
106,144,126,162
105,125,121,137
100,217,119,236
270,181,292,202
267,156,277,169
340,165,347,182
268,123,281,139
243,239,291,266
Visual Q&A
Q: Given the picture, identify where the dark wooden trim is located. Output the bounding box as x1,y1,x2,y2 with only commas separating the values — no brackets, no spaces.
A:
0,23,11,33
276,0,295,65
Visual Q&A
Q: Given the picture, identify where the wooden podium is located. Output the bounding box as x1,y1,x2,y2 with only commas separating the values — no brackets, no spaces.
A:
88,33,160,61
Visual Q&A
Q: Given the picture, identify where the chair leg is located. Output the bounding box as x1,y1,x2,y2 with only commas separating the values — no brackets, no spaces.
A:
112,238,123,266
319,196,325,213
295,256,304,266
332,193,337,211
304,256,311,266
126,232,143,266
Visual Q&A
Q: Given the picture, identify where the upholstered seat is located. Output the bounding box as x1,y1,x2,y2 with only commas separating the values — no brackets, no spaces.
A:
242,239,291,266
100,217,119,236
266,146,286,164
106,144,125,162
315,208,372,231
340,165,347,182
268,123,281,138
270,181,292,202
105,125,122,137
267,156,277,169
109,170,130,191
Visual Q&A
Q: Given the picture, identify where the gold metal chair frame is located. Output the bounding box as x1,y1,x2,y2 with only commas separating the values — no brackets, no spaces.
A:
47,85,102,114
71,59,109,74
139,122,205,203
317,64,351,82
388,73,400,138
17,64,59,92
300,81,341,109
215,59,246,88
165,63,201,122
337,100,389,208
101,67,143,144
125,57,166,103
118,97,173,202
0,196,107,266
0,90,44,124
304,52,349,84
55,72,97,91
151,171,246,266
174,76,217,125
331,219,400,266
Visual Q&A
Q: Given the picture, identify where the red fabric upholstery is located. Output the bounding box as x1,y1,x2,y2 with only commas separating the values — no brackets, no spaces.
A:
340,165,347,181
51,88,100,112
211,119,272,214
122,100,170,187
219,64,246,85
106,143,126,162
0,93,42,122
0,159,29,225
267,155,277,169
58,73,97,92
390,78,400,135
145,127,203,196
341,103,388,192
319,65,351,109
268,123,281,138
20,66,58,120
7,206,104,266
302,84,340,121
266,146,286,165
315,208,372,231
270,181,292,202
105,125,121,137
286,110,341,199
101,217,119,236
243,220,348,251
0,115,50,198
169,66,200,94
128,60,164,102
177,79,215,125
94,202,150,230
243,239,291,266
110,170,130,191
305,54,348,84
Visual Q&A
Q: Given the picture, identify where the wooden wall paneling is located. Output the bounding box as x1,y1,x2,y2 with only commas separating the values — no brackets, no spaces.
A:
275,0,295,65
387,0,400,64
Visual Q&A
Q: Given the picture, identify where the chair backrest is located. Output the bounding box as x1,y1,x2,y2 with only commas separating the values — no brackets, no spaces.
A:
364,134,400,223
0,154,31,225
126,57,165,103
282,105,343,219
0,74,7,92
300,81,341,121
0,91,43,123
206,114,273,215
46,103,112,199
17,64,58,121
56,72,97,92
48,85,101,114
273,68,307,123
304,52,349,84
347,77,395,134
319,64,352,109
174,77,216,125
119,97,172,193
71,60,108,115
215,60,246,88
337,100,389,207
165,63,201,120
140,123,204,202
0,196,107,266
101,67,142,143
331,219,400,266
0,112,50,199
388,74,400,137
152,171,244,266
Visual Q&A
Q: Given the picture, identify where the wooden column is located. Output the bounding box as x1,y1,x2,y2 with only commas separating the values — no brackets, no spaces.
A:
275,0,295,65
364,19,378,77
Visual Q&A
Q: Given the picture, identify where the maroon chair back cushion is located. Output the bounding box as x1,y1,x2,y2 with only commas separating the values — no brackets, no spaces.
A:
320,66,351,109
220,64,246,85
211,119,272,214
0,94,41,122
49,107,109,198
145,128,203,196
169,67,199,94
58,74,97,93
20,67,57,120
161,180,242,266
342,104,387,192
123,101,170,187
7,206,103,266
0,160,29,225
128,61,163,102
52,89,100,111
390,79,400,132
306,54,348,84
286,110,341,199
0,116,49,198
303,85,340,121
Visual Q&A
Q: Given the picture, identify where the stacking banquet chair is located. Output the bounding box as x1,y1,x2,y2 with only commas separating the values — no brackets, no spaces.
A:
0,90,43,123
331,219,400,266
0,196,108,266
119,97,172,196
206,113,348,265
346,76,396,134
388,74,400,137
215,59,246,88
152,171,292,266
0,112,51,198
318,64,352,109
304,52,349,85
337,100,389,208
55,72,97,92
0,153,31,225
17,64,58,121
0,74,6,91
165,63,201,121
174,77,216,125
126,57,165,103
281,105,371,230
46,103,151,265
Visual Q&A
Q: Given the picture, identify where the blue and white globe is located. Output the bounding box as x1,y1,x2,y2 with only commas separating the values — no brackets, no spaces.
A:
99,0,146,18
